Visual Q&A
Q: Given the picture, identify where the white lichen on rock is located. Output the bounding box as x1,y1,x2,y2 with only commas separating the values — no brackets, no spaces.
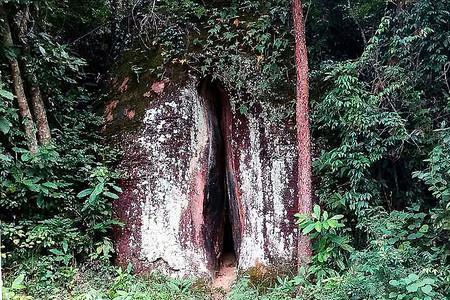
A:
230,100,297,270
115,78,298,277
134,80,211,277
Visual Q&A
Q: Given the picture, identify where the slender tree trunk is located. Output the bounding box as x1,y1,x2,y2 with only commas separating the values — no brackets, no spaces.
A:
16,6,52,144
29,74,51,144
1,9,38,153
292,0,312,266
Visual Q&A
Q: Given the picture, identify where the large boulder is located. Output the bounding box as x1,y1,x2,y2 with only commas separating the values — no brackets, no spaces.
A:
107,72,298,278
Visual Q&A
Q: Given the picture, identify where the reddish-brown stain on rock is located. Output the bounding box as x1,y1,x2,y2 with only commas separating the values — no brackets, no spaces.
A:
222,99,298,270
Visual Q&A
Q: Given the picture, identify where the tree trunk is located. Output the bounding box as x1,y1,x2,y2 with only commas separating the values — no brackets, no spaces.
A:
29,74,51,144
16,6,52,145
292,0,313,266
1,9,38,153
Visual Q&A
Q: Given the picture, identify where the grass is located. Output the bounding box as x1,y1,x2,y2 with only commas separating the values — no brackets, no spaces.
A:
2,261,299,300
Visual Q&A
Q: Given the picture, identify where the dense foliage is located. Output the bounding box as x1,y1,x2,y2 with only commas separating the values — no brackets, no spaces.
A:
1,1,121,297
1,0,449,299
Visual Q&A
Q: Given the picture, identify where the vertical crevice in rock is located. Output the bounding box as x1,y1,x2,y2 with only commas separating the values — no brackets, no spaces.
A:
221,196,236,264
198,78,238,273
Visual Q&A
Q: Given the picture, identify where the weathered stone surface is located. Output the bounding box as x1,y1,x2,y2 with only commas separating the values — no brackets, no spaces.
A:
221,94,299,271
113,77,217,277
110,74,298,278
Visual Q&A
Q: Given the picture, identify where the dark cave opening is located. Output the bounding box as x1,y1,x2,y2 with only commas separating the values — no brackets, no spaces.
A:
198,78,237,273
223,199,235,255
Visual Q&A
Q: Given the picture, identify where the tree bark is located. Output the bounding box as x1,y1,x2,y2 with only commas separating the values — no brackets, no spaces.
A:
29,74,51,144
1,9,38,153
16,6,52,145
292,0,313,266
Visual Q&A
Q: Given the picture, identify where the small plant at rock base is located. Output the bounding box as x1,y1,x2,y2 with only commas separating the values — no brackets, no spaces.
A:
295,205,353,277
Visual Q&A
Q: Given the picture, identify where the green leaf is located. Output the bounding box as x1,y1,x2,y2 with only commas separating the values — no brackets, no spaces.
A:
313,205,321,219
11,273,25,290
406,283,419,292
0,153,12,162
111,185,123,193
340,243,354,252
62,241,68,253
42,182,58,189
331,214,344,220
91,181,105,198
302,223,316,234
12,147,28,153
295,214,308,224
0,117,12,134
0,89,14,100
407,273,419,282
389,279,399,286
328,219,339,228
20,152,32,162
407,233,423,240
421,285,432,294
419,225,429,233
23,179,41,192
49,248,64,256
126,263,133,273
104,191,119,199
77,188,93,198
421,278,435,285
38,45,47,56
314,221,322,232
83,181,105,209
36,195,45,208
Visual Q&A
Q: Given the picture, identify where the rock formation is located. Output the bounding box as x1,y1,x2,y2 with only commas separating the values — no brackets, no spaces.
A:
108,73,298,278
